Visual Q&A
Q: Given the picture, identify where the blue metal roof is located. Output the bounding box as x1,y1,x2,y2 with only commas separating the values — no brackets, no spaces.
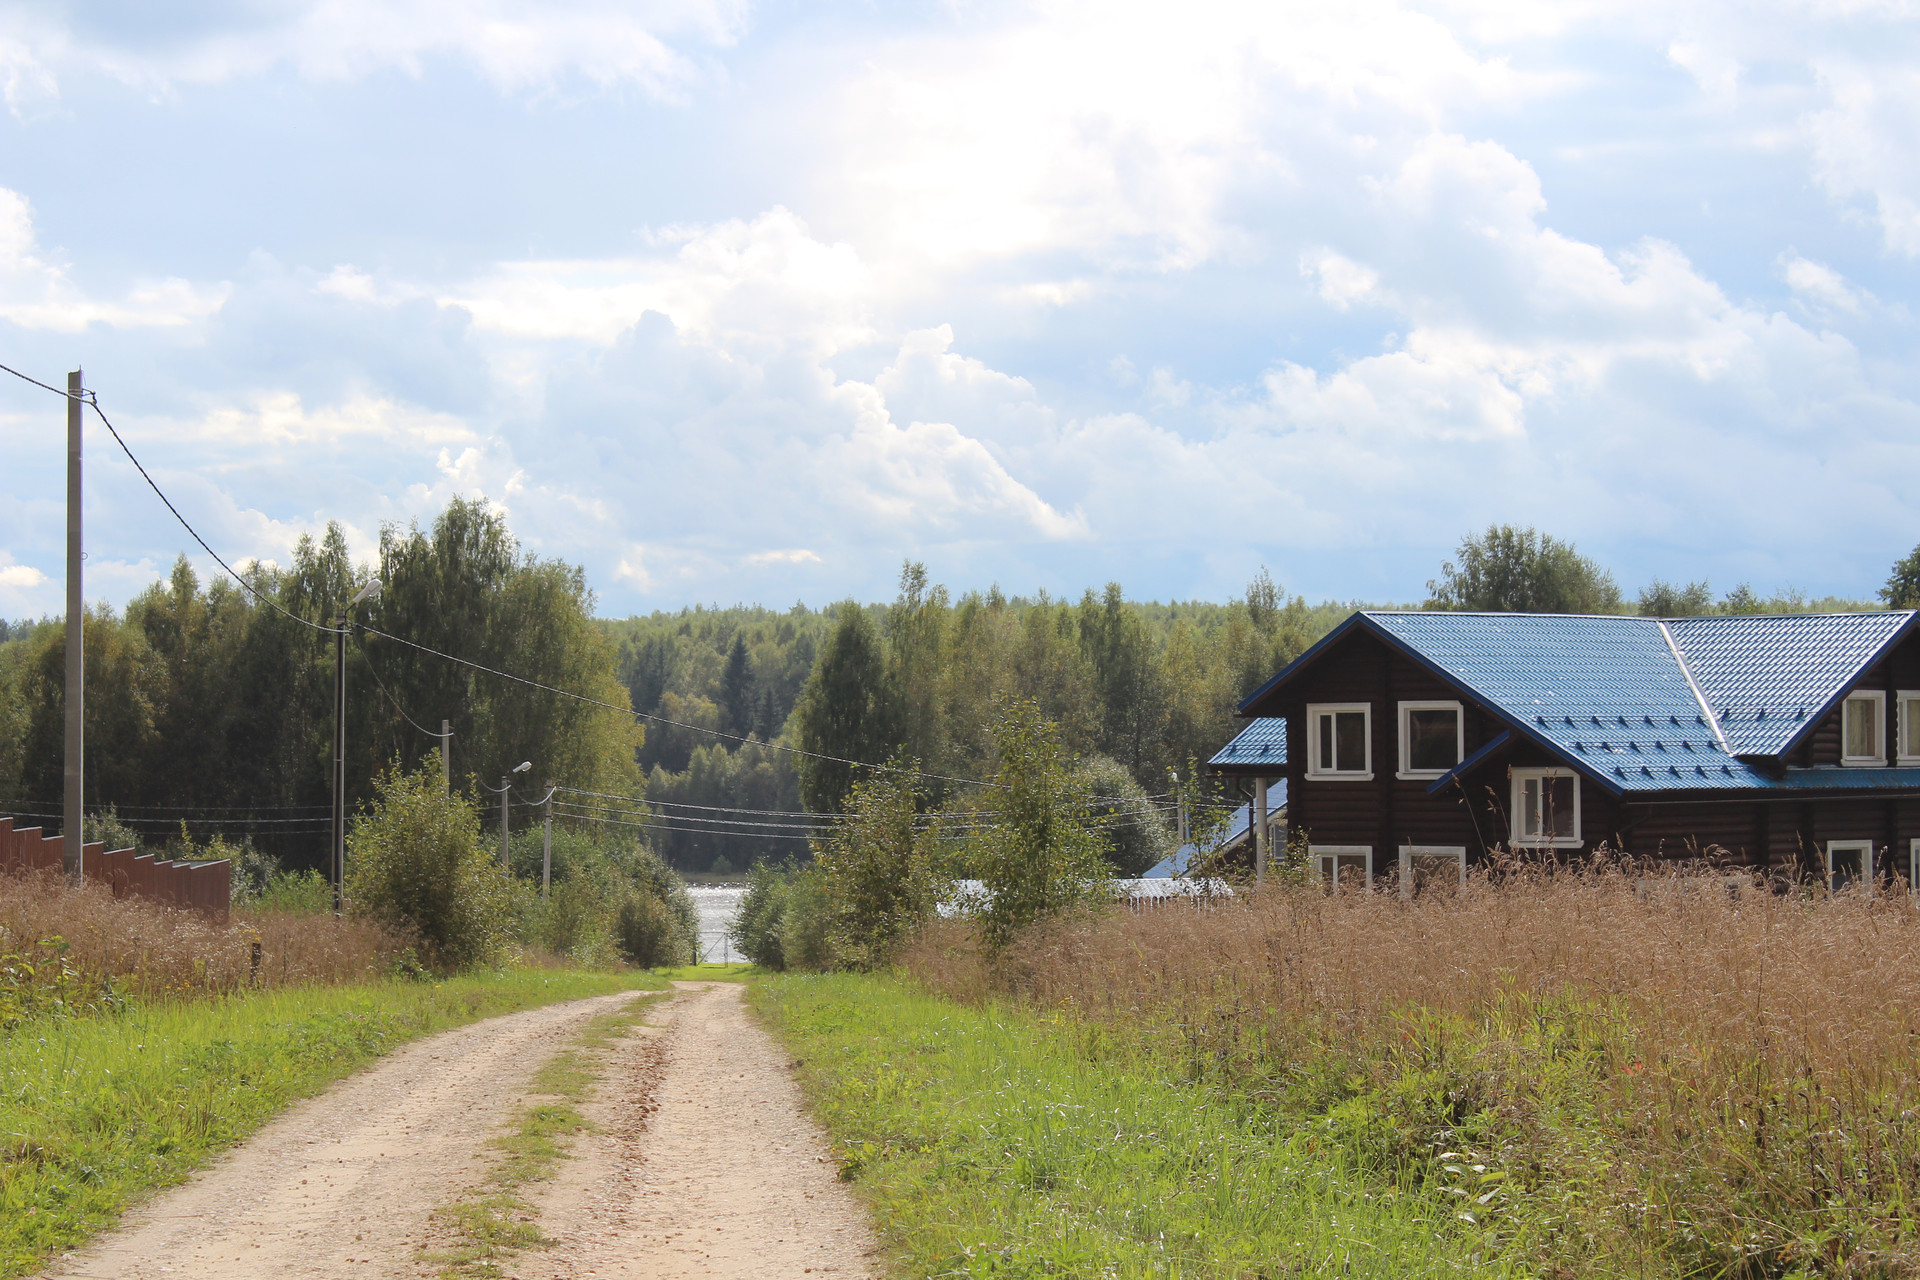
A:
1666,613,1914,755
1270,610,1920,796
1208,717,1287,770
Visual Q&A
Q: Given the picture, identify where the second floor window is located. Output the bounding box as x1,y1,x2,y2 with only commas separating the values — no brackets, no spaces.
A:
1843,691,1886,767
1307,703,1371,777
1399,701,1463,777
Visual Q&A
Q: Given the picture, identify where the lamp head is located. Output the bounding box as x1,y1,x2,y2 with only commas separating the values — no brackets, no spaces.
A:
512,760,532,774
350,579,383,606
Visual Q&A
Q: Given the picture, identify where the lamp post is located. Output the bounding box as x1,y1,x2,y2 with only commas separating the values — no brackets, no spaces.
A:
333,578,382,913
501,760,530,871
541,782,555,898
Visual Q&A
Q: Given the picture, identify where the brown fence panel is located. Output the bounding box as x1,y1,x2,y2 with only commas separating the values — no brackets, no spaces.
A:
2,816,231,922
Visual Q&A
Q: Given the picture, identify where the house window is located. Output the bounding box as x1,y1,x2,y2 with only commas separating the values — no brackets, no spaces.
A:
1398,701,1464,778
1307,703,1372,779
1842,691,1887,767
1511,768,1581,848
1310,845,1372,890
1399,845,1466,899
1899,692,1920,766
1827,840,1874,894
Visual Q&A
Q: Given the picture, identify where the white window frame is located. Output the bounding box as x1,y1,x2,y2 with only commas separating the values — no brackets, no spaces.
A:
1898,691,1920,767
1826,839,1875,896
1398,845,1467,900
1397,700,1465,780
1842,690,1888,767
1306,702,1373,780
1510,767,1582,849
1310,844,1373,890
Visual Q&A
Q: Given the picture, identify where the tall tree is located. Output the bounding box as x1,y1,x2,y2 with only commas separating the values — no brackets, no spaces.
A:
1426,525,1622,614
719,632,754,738
791,603,899,813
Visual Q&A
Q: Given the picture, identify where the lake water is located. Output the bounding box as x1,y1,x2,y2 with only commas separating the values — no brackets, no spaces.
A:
688,885,748,963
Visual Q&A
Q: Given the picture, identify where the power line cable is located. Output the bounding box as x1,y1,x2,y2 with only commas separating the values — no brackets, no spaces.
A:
352,629,445,739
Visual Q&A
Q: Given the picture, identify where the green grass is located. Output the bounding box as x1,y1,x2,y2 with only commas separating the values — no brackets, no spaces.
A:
651,962,757,982
0,966,665,1278
421,994,664,1278
753,974,1515,1280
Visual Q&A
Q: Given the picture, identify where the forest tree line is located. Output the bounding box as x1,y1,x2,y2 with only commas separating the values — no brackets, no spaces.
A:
3,516,1912,874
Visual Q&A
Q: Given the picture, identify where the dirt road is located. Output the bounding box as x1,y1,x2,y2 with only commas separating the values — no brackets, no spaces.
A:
40,982,878,1280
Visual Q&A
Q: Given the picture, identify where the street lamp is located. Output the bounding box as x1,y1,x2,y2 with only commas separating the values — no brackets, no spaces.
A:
332,578,382,913
501,760,531,870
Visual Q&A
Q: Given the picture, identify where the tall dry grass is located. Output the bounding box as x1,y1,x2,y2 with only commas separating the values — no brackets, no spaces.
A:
903,861,1920,1277
0,869,406,1000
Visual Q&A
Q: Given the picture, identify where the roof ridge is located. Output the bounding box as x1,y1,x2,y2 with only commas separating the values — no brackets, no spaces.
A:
1657,620,1735,756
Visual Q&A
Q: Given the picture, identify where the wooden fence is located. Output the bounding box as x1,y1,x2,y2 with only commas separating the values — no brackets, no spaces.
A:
0,817,230,924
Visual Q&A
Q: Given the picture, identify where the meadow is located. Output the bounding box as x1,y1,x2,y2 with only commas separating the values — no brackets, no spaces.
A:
761,862,1920,1278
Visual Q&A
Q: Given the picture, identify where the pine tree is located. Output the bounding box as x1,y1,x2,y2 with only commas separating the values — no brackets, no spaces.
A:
719,632,754,738
791,604,898,813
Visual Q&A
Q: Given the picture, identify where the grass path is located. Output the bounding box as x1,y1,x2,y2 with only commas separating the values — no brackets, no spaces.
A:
754,974,1514,1279
2,967,662,1278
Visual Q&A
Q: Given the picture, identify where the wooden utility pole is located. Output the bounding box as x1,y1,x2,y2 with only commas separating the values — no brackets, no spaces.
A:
441,720,452,795
542,784,553,898
500,776,511,870
63,370,83,882
332,610,347,912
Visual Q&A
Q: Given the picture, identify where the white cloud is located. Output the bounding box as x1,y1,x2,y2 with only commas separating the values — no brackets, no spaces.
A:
0,554,45,588
0,188,227,331
173,391,474,451
745,548,821,566
1302,249,1382,310
6,0,747,99
445,208,875,353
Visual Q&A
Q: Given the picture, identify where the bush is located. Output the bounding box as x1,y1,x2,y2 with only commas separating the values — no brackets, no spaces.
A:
730,859,790,969
80,807,142,854
813,762,947,970
506,825,697,967
778,867,835,973
254,868,332,914
614,887,683,967
345,764,513,972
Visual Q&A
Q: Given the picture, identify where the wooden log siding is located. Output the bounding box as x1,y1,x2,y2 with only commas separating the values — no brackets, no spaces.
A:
0,817,230,924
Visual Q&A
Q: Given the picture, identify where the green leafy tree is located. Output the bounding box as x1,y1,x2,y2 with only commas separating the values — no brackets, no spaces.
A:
1638,579,1714,617
346,763,513,971
1079,755,1173,877
968,699,1112,949
1426,525,1623,614
791,603,900,813
1883,547,1920,609
813,760,950,970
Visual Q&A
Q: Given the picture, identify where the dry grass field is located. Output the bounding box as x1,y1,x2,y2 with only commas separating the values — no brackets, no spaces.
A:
0,870,404,1014
905,862,1920,1277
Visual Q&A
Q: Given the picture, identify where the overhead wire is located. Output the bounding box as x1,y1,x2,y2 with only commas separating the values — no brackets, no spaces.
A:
6,359,1241,836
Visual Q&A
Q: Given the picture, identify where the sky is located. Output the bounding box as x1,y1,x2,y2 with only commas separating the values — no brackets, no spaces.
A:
1,0,1918,618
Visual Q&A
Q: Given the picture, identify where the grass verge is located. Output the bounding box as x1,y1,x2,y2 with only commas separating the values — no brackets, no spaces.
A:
752,973,1511,1279
0,966,665,1279
420,992,664,1278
